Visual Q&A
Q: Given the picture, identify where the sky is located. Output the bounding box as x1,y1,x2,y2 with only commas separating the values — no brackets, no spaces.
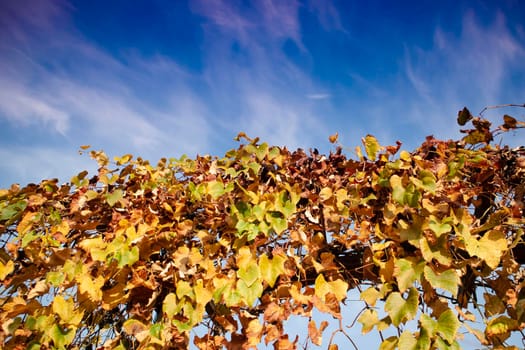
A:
0,0,524,189
1,1,525,347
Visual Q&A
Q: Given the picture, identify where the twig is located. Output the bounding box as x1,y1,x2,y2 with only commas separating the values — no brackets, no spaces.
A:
478,103,525,116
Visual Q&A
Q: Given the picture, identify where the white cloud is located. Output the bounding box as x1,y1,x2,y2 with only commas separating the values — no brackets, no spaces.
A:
401,10,525,140
0,79,69,134
307,93,331,100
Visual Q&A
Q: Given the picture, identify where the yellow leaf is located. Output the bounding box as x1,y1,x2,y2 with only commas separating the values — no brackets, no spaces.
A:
319,187,333,202
236,246,253,270
123,319,149,342
27,280,49,299
314,274,348,302
17,212,39,235
0,260,14,280
52,295,84,326
194,280,213,307
77,266,104,301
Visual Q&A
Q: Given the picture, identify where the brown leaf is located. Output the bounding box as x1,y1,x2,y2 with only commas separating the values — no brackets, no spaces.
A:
308,319,328,346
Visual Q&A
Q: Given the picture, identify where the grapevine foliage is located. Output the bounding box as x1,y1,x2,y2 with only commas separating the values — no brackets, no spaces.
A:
0,109,524,349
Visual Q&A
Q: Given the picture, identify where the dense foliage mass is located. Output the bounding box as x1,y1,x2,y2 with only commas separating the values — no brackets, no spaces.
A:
0,109,524,349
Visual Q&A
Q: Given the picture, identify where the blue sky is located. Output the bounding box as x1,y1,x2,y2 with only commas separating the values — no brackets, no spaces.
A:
1,0,524,188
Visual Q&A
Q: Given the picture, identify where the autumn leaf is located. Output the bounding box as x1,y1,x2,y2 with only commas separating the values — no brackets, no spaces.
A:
308,319,328,346
384,288,418,326
423,265,459,297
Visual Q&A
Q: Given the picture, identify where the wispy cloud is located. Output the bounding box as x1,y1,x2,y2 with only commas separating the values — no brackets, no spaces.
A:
190,0,336,149
307,93,331,100
0,1,218,186
403,10,525,137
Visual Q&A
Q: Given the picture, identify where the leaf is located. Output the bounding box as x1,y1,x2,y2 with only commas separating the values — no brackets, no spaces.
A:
358,309,380,334
384,288,418,326
194,280,213,307
463,230,507,269
360,287,381,307
329,133,339,143
423,265,459,297
259,253,286,288
379,336,398,350
394,258,424,292
420,313,437,337
0,260,14,280
457,107,473,126
163,293,177,318
428,220,452,237
106,189,124,207
207,180,227,199
266,211,288,234
115,246,139,268
0,200,27,222
123,319,149,342
48,324,75,349
437,309,460,344
502,114,517,129
238,264,260,287
77,267,104,302
314,274,348,302
308,319,328,346
362,135,381,160
485,316,518,341
319,187,333,202
236,279,263,306
398,330,417,350
52,295,83,326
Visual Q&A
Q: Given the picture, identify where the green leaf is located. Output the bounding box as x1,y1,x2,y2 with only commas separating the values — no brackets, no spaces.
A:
423,265,459,297
115,246,139,268
420,313,437,336
266,211,287,234
437,309,460,344
149,323,163,339
207,180,226,199
363,135,381,160
106,189,123,207
428,220,452,237
21,230,40,248
259,253,286,288
398,330,417,350
390,175,405,205
0,200,27,222
237,279,263,306
238,264,260,287
360,287,381,307
358,309,379,334
384,288,418,326
48,324,75,349
394,258,424,292
176,280,194,300
435,338,460,350
462,229,507,269
52,295,83,326
420,235,452,266
379,336,398,350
